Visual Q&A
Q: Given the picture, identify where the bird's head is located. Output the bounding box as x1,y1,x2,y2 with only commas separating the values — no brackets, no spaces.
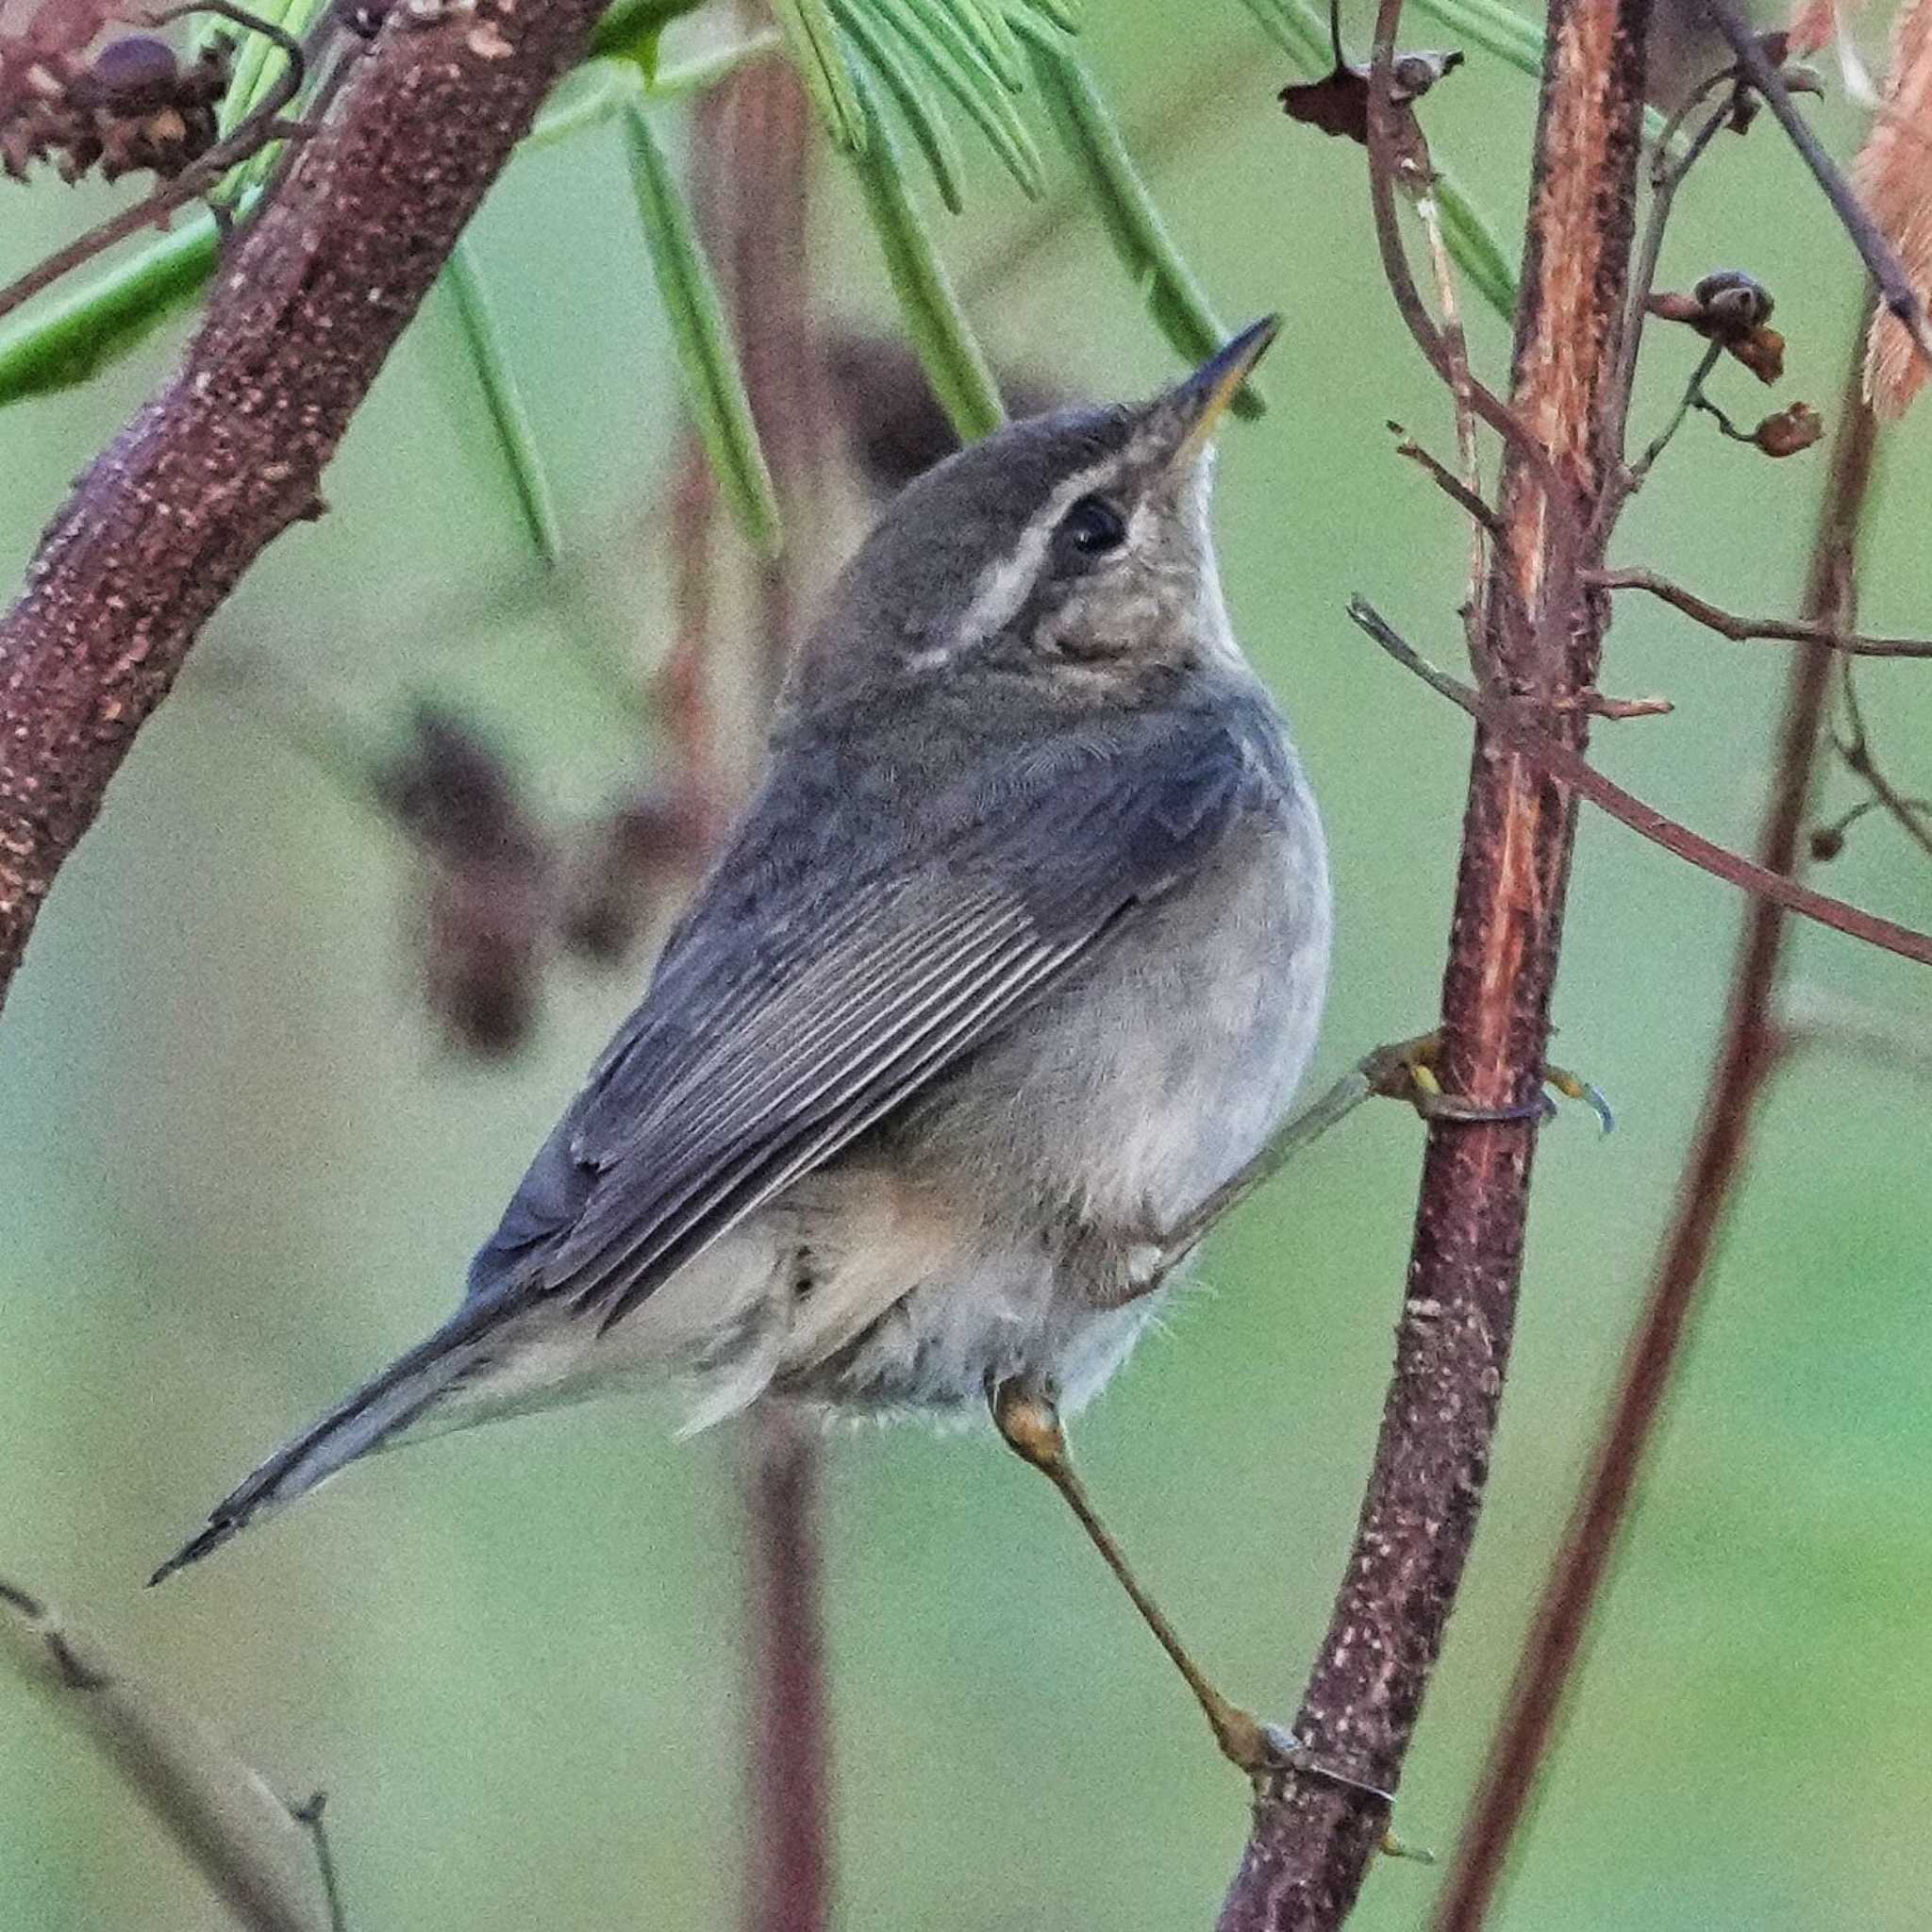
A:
792,317,1279,716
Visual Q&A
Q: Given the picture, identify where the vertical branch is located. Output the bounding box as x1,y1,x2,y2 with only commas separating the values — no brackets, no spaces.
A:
738,1411,833,1931
680,42,838,1932
1428,303,1880,1932
1218,0,1651,1924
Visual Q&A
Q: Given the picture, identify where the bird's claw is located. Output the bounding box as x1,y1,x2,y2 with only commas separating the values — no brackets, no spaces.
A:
1366,1033,1612,1134
1211,1705,1395,1806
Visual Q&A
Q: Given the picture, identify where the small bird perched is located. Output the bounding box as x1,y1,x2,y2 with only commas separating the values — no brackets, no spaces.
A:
158,318,1329,1773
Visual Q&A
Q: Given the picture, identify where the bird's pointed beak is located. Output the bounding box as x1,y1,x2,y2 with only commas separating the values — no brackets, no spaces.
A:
1168,315,1279,469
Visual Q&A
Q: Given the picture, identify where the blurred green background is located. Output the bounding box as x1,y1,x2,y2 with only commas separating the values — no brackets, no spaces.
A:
4,6,1931,1928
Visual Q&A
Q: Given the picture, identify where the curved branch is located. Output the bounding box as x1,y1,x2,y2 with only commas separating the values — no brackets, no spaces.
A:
1591,566,1932,658
0,0,608,1014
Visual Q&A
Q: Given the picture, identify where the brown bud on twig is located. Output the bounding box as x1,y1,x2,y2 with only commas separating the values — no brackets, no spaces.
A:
0,29,231,184
1647,271,1786,381
1750,399,1824,455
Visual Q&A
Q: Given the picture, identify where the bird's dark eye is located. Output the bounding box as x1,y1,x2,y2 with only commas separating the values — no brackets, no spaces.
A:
1058,494,1127,558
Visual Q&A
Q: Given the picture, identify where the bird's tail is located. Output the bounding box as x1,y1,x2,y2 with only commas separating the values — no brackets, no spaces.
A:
149,1296,512,1586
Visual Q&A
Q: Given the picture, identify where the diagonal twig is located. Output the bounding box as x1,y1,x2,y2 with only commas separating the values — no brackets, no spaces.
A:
1834,658,1932,860
1591,566,1932,657
2,1575,334,1932
1348,596,1932,967
1698,0,1932,373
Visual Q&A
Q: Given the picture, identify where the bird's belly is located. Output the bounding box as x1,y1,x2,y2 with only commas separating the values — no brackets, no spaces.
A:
778,808,1331,1422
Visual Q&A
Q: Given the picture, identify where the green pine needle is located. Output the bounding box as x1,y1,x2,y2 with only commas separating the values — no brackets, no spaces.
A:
844,59,1007,442
834,0,970,214
772,0,872,154
443,239,564,569
622,98,784,557
1018,20,1266,418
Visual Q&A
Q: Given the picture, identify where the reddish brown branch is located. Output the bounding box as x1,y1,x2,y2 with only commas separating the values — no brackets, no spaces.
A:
1353,600,1932,966
1429,305,1881,1932
740,1411,831,1932
685,54,838,1932
1216,0,1651,1923
1591,567,1932,658
0,0,607,1014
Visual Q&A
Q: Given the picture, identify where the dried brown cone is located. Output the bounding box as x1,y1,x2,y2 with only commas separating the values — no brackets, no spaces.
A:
1856,0,1932,416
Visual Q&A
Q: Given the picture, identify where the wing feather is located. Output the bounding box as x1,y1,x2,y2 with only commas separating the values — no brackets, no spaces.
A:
465,698,1283,1340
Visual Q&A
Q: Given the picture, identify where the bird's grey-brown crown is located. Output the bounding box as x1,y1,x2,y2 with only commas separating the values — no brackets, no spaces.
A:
788,319,1278,712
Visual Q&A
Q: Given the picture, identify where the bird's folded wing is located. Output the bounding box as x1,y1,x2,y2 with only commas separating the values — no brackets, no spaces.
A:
475,713,1268,1333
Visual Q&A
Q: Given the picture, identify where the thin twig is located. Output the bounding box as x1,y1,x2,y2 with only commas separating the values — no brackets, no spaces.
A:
0,2,308,326
1698,0,1932,373
2,1575,334,1932
1627,339,1722,481
1835,657,1932,859
288,1792,348,1932
1602,66,1740,488
1413,183,1491,668
1428,304,1881,1932
1349,595,1932,966
1591,566,1932,657
1389,423,1501,532
1360,0,1569,512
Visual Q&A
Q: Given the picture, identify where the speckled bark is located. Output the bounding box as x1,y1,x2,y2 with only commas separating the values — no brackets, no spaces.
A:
0,0,607,1012
1217,0,1651,1924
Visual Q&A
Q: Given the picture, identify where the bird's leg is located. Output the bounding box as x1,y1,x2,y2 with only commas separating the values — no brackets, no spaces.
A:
990,1378,1275,1773
990,1378,1392,1806
1155,1032,1610,1276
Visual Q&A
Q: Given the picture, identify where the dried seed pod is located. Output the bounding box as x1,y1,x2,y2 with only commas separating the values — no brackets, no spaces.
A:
1648,273,1786,382
1691,268,1774,338
74,34,182,115
1750,400,1824,457
0,27,231,184
378,706,558,1058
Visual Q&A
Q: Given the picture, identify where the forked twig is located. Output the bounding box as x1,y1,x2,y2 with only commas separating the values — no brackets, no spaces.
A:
1835,658,1932,858
1348,596,1932,966
1361,0,1569,511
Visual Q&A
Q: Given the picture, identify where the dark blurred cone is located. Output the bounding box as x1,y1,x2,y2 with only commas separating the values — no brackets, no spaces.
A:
558,785,709,969
377,705,557,1058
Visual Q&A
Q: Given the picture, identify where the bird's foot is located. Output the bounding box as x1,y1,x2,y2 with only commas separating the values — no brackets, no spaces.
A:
1364,1032,1613,1132
1211,1705,1432,1860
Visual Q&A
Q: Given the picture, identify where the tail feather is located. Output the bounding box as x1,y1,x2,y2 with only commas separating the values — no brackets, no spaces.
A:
150,1297,511,1586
